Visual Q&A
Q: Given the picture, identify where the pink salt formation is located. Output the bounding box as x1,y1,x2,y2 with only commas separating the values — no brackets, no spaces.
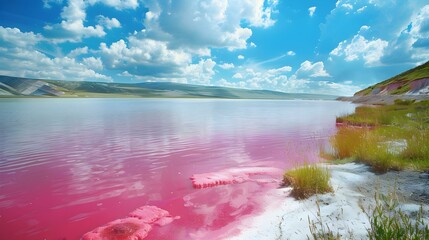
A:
82,205,178,240
190,167,282,189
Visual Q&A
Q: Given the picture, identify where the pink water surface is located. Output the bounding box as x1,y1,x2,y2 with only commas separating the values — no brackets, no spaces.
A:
0,99,355,239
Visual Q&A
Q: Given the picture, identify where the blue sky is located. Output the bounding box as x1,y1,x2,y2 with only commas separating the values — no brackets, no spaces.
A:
0,0,428,96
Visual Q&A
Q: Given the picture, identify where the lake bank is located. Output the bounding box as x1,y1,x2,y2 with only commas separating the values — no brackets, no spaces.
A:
232,162,429,239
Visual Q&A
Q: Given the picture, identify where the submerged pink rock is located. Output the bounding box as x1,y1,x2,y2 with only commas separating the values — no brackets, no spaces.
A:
190,167,282,189
82,206,177,240
82,218,151,240
128,206,170,223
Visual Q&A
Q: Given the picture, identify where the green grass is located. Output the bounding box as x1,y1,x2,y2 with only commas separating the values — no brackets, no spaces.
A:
283,164,332,199
356,61,429,96
330,100,429,172
367,193,429,240
308,193,429,239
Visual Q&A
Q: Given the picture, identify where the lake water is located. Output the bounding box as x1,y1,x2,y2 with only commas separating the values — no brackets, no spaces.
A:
0,99,355,239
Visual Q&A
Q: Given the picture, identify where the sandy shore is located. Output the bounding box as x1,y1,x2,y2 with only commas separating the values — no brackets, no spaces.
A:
231,163,429,240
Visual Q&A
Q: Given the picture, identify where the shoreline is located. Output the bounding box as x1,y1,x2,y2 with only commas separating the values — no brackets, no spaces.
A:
231,162,429,239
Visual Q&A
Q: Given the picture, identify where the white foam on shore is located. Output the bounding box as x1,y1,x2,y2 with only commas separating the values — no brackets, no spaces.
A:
230,163,381,240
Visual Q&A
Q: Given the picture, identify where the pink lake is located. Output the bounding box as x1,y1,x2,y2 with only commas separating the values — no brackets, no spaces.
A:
0,99,355,239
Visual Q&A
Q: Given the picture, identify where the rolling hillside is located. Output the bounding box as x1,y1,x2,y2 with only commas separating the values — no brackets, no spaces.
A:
355,61,429,96
339,61,429,104
0,75,337,100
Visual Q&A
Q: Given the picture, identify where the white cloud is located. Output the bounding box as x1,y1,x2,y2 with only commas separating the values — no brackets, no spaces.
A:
0,27,43,48
357,6,367,13
181,58,216,85
341,3,353,10
316,81,361,96
119,71,133,77
267,65,292,74
233,73,243,79
87,0,139,10
0,26,109,82
381,5,429,64
330,34,388,66
44,0,105,42
68,46,88,58
100,37,192,76
225,64,301,91
83,57,103,70
287,51,296,56
238,55,245,59
97,15,121,29
219,63,235,69
359,25,370,32
141,0,278,51
296,60,330,77
43,0,63,8
44,0,139,42
0,47,110,82
250,42,257,47
308,6,316,17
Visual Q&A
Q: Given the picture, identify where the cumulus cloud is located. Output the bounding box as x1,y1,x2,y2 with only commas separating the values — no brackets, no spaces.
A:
330,34,388,66
224,65,302,91
44,0,139,42
218,63,235,69
99,37,192,76
238,55,245,59
316,81,361,96
0,26,110,81
381,5,429,64
296,60,331,77
287,51,296,56
97,16,121,29
87,0,139,10
267,65,292,74
233,73,243,79
308,6,316,17
181,58,216,85
141,0,278,51
44,0,105,42
0,47,110,81
0,27,43,48
68,46,89,58
83,57,103,70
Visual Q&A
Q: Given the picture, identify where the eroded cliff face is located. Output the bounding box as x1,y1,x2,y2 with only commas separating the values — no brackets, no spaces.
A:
355,78,429,97
339,61,429,104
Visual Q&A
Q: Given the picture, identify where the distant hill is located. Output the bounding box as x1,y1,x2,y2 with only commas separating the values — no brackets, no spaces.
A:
339,61,429,104
0,75,337,100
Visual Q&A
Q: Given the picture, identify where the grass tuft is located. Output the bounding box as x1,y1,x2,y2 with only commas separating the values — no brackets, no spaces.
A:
283,164,332,199
367,193,429,240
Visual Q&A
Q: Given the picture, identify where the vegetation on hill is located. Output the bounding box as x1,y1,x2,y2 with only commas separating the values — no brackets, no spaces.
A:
0,75,337,100
355,61,429,96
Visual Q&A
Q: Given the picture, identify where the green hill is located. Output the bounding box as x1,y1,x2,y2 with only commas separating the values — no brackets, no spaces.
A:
355,61,429,96
0,75,337,100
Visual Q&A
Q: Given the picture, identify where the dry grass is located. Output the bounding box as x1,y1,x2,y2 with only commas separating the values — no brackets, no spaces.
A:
283,164,332,199
329,101,429,172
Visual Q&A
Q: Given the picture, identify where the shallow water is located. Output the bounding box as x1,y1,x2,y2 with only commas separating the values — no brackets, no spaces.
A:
0,98,355,239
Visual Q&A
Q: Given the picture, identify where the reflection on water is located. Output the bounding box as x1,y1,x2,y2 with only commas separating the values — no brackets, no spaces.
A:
0,99,355,239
